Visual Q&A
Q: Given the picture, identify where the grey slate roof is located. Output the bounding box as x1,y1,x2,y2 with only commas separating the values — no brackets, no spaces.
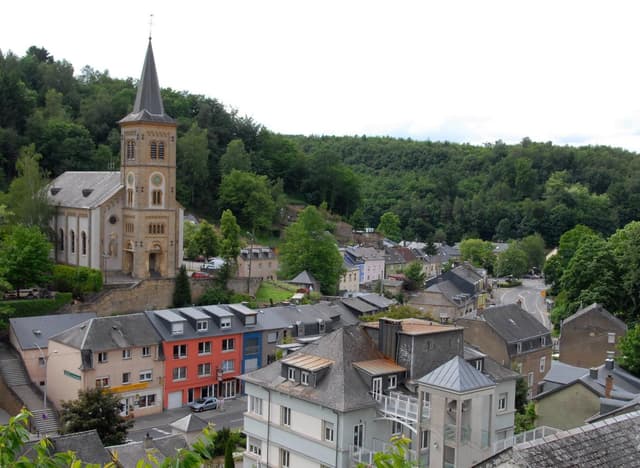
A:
10,312,96,350
426,280,466,304
170,413,208,433
47,172,121,209
358,293,395,309
289,270,318,286
50,313,162,351
341,297,378,314
561,302,627,330
107,434,187,468
418,356,495,393
543,360,588,386
482,355,520,383
21,430,111,464
119,40,175,124
476,410,640,467
478,304,551,343
242,325,384,412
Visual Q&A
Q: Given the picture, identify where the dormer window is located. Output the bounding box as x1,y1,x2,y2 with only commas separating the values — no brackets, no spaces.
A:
197,320,208,332
245,315,256,326
541,336,547,346
318,319,326,334
474,359,483,371
288,367,296,381
388,375,397,389
172,322,184,335
221,318,231,329
516,342,522,354
301,371,309,386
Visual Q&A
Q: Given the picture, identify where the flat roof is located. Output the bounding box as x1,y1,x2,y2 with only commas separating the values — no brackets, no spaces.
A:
362,318,460,336
201,305,234,318
353,359,406,375
178,307,209,320
281,353,334,372
153,309,186,323
228,303,257,316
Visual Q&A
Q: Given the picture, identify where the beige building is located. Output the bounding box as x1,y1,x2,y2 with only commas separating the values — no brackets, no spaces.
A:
48,40,183,279
339,263,360,293
236,246,278,280
46,314,164,417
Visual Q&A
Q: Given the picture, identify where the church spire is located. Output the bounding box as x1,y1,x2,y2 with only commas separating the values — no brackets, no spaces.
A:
119,39,174,124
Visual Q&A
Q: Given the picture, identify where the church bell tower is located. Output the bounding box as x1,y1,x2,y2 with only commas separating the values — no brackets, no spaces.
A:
118,39,182,279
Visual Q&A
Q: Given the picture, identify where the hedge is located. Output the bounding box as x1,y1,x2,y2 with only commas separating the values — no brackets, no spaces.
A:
2,292,73,317
51,265,103,295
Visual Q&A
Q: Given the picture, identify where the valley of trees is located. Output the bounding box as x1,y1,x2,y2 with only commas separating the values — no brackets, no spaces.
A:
3,46,640,246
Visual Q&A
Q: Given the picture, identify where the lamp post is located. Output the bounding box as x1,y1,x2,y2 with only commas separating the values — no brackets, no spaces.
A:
34,343,47,409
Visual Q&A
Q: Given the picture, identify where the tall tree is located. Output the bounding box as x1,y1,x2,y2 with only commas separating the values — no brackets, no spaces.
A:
459,238,495,271
219,138,251,175
177,123,209,207
3,144,53,231
618,323,640,377
495,244,529,278
376,211,402,242
279,206,344,295
60,388,133,445
218,170,275,233
173,265,192,307
0,224,52,290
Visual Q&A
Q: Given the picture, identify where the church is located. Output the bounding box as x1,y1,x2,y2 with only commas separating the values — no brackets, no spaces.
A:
48,40,184,279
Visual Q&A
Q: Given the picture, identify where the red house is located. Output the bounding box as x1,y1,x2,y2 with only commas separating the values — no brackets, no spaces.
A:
146,306,243,409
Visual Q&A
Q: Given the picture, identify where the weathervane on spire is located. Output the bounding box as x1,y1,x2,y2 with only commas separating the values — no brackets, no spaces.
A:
149,13,154,40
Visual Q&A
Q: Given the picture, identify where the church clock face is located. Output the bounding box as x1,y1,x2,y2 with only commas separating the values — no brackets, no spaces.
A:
152,174,162,186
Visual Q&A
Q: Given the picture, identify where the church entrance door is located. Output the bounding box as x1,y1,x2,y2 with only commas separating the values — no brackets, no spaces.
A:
149,253,159,276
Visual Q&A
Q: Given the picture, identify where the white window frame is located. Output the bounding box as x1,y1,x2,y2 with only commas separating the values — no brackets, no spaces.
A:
249,395,263,415
608,332,616,344
196,320,208,332
122,349,131,360
527,371,534,387
137,393,156,408
420,430,429,449
171,322,184,335
516,342,522,354
142,346,151,357
498,393,507,411
173,344,187,359
248,438,262,456
267,332,278,343
220,318,231,329
97,352,108,363
139,370,153,382
122,372,131,384
198,362,212,377
173,366,187,381
198,341,211,355
96,376,110,388
323,421,334,442
301,371,309,386
475,359,483,371
388,374,397,389
541,335,547,346
540,356,546,373
391,420,402,435
280,448,290,467
222,338,235,351
281,406,291,427
287,367,296,381
222,359,234,373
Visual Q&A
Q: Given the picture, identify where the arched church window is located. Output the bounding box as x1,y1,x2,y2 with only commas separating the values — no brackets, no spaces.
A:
150,142,157,159
158,142,165,159
152,190,163,206
81,231,87,256
70,230,76,254
126,141,136,160
59,228,65,251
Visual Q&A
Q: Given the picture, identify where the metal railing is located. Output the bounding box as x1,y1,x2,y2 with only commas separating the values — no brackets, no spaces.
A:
372,391,430,427
350,442,422,466
493,425,560,453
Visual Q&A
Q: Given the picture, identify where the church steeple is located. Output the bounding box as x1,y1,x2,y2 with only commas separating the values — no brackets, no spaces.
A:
119,40,175,124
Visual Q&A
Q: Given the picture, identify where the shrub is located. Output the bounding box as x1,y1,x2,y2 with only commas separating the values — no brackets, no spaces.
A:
0,293,73,329
51,265,103,297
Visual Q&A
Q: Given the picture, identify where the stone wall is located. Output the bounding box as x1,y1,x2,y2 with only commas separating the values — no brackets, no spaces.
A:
65,277,262,316
0,373,23,418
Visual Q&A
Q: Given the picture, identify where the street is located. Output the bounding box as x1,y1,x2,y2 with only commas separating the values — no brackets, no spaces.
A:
127,396,246,442
492,278,550,329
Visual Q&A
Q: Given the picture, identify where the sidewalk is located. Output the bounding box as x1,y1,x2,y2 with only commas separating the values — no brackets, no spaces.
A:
131,396,247,432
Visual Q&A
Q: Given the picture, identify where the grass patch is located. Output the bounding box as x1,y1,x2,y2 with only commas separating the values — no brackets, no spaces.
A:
255,281,299,304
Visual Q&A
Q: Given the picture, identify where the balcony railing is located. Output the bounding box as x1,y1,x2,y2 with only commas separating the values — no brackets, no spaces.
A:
493,425,560,454
349,442,425,467
372,391,430,430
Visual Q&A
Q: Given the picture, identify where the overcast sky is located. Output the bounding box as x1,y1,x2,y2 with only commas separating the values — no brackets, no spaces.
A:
3,1,640,151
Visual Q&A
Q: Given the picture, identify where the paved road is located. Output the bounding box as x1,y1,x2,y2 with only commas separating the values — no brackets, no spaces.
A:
128,396,246,442
493,278,551,329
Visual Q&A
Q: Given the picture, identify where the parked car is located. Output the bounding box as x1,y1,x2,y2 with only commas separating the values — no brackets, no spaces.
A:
191,271,211,279
189,396,218,412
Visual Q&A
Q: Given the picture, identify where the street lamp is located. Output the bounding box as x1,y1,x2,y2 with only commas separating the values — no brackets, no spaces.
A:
34,343,47,409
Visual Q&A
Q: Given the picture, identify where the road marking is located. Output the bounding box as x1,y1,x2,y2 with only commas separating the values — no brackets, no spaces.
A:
152,428,171,435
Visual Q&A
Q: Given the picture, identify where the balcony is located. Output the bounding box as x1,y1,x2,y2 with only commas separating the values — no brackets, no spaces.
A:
373,391,430,432
349,440,425,467
493,425,559,454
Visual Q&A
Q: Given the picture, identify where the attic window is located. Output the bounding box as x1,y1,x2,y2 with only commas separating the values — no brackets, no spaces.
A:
82,189,93,197
50,187,61,196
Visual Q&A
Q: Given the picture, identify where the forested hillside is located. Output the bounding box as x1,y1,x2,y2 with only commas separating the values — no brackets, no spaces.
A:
2,46,640,246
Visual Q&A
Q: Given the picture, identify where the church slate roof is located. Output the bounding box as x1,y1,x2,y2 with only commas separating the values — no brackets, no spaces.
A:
47,171,121,209
418,356,495,393
118,40,175,125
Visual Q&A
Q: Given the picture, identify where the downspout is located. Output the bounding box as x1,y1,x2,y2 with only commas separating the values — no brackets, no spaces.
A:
266,388,271,468
333,409,340,468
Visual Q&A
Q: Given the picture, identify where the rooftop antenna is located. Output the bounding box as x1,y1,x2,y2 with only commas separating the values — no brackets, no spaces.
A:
148,13,154,40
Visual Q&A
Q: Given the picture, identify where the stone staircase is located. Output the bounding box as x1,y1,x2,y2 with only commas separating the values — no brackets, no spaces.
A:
0,352,60,435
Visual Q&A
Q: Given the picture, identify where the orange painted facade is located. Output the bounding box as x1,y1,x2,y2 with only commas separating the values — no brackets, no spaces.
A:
162,332,243,408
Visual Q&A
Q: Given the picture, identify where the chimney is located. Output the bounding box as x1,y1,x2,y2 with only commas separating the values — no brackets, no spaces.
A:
589,368,598,380
143,433,153,450
605,374,614,398
605,358,614,371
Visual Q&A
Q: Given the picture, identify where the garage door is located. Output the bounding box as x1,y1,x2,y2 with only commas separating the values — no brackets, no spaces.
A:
167,391,183,409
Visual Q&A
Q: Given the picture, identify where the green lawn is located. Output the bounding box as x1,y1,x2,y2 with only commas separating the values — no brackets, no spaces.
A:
255,280,299,305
